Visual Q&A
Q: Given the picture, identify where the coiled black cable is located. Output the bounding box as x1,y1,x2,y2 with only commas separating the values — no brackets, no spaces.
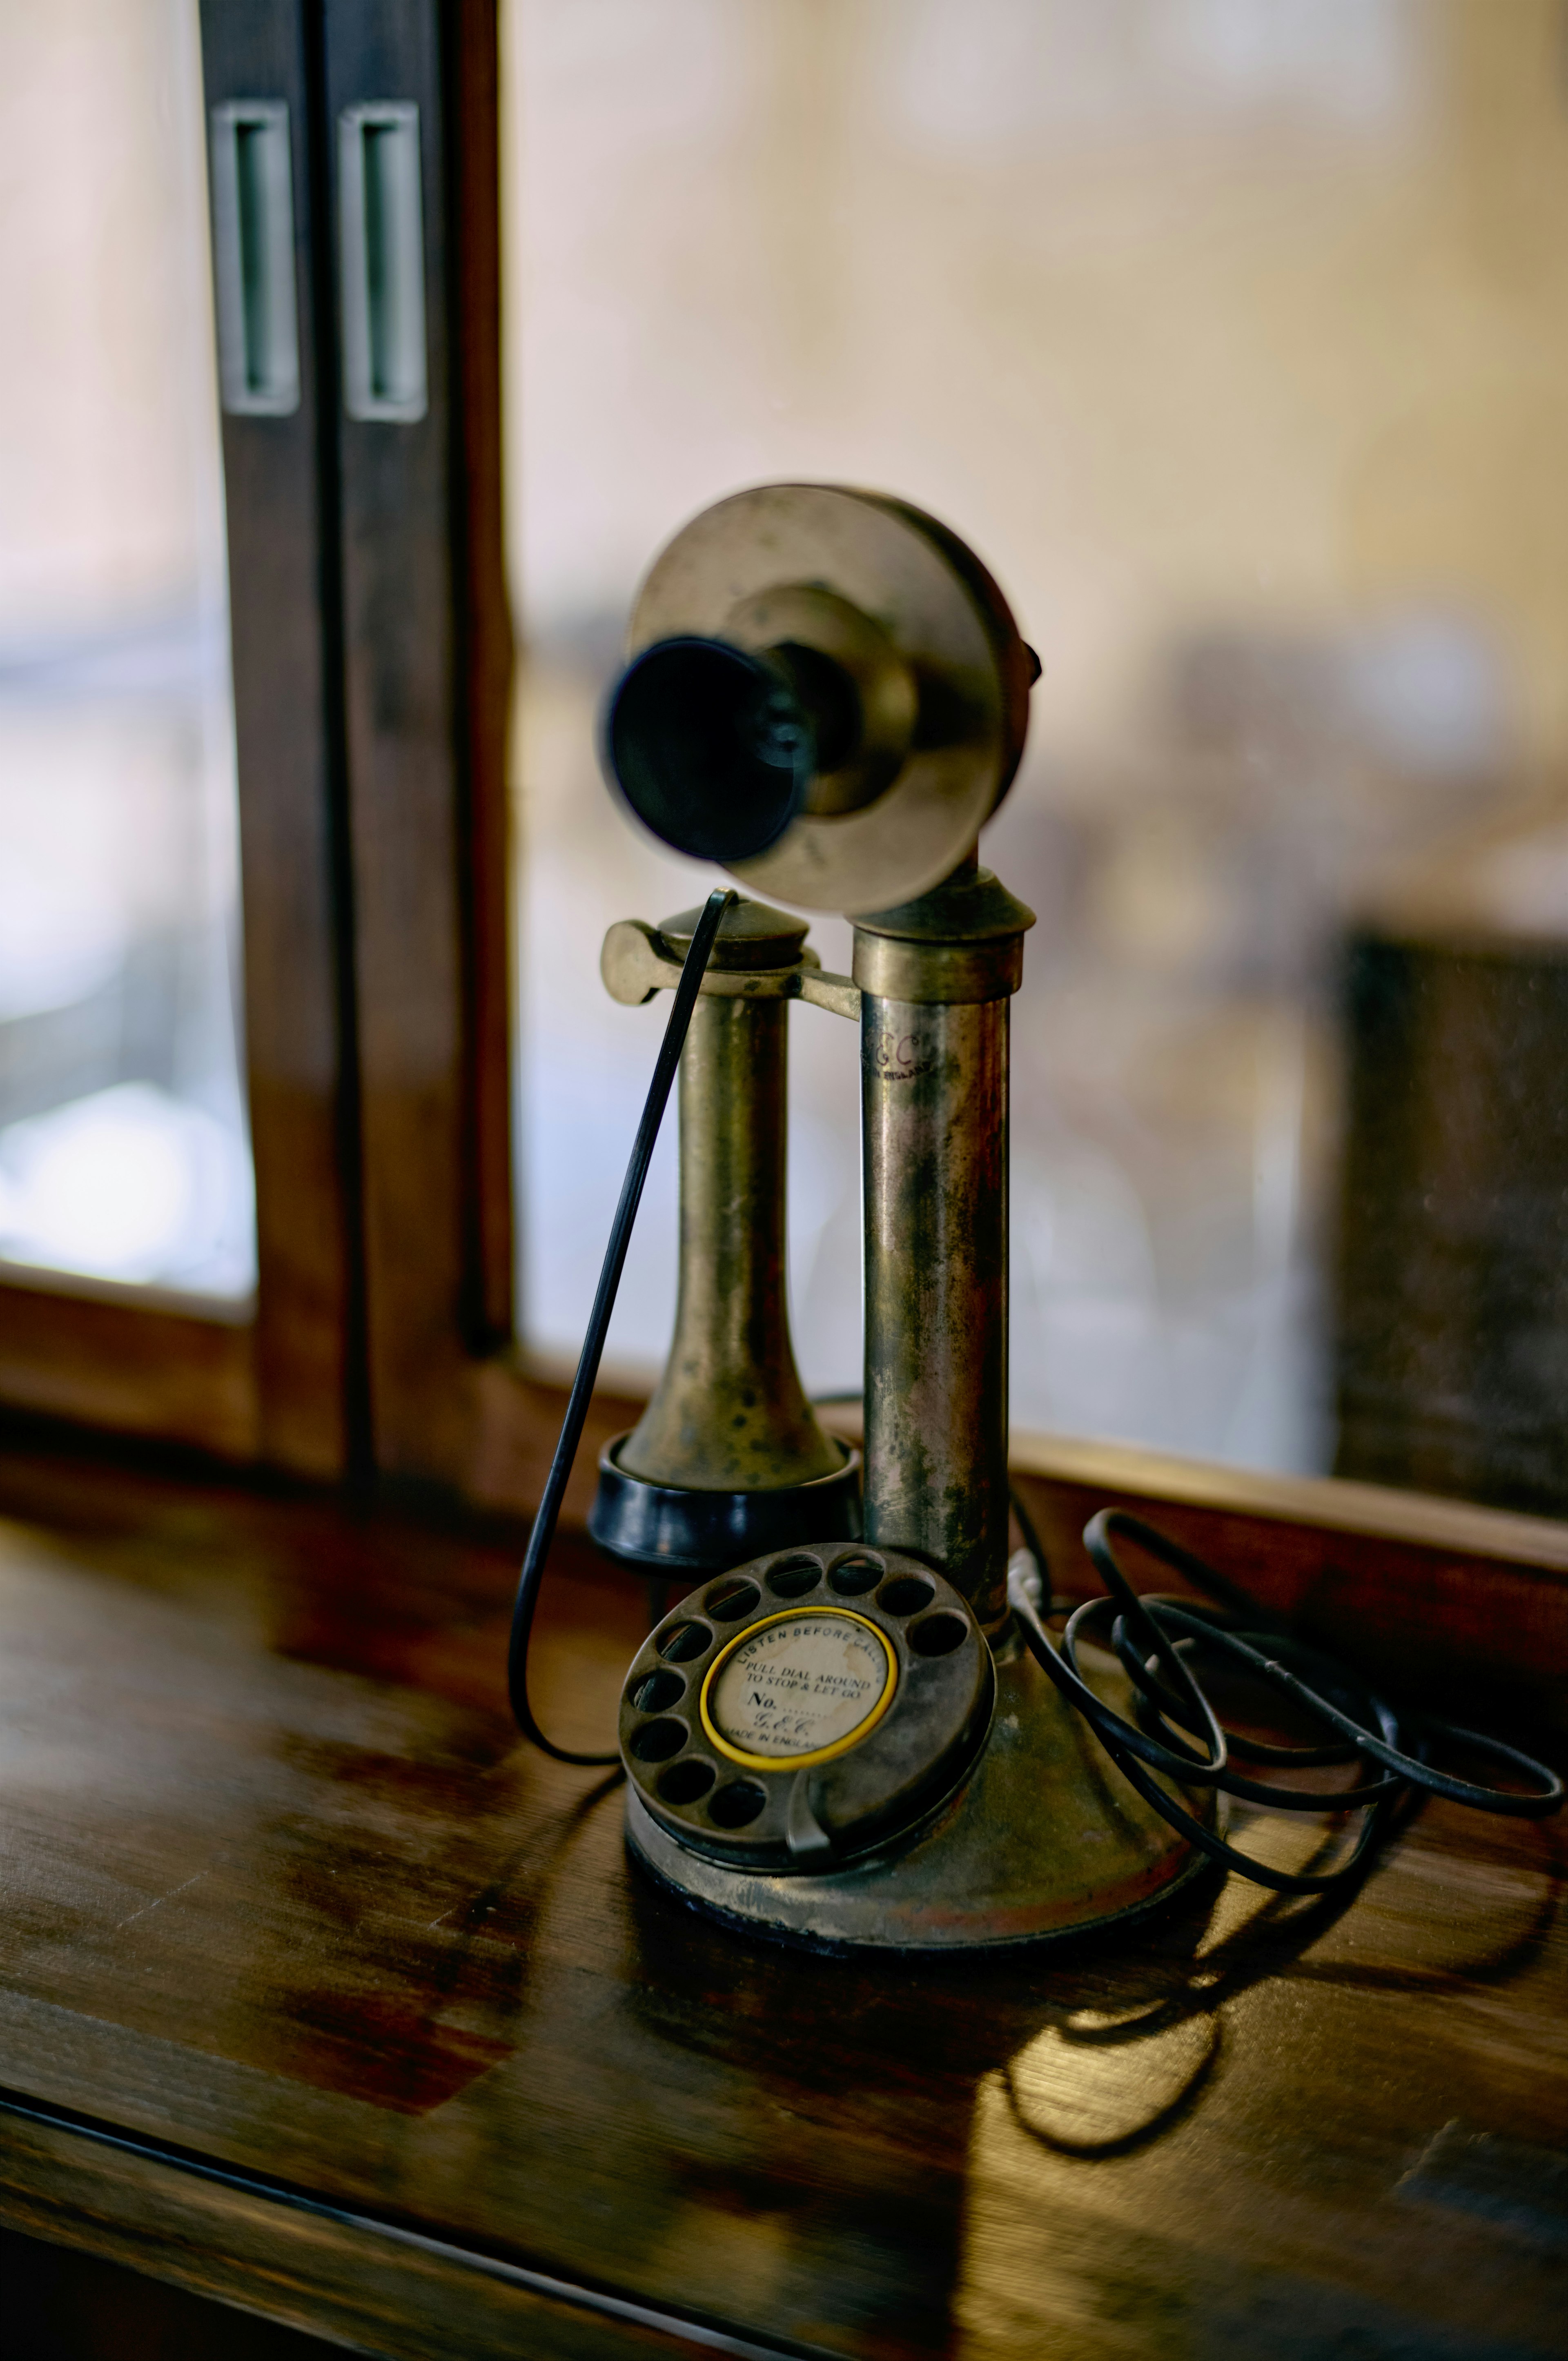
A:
1008,1491,1562,1895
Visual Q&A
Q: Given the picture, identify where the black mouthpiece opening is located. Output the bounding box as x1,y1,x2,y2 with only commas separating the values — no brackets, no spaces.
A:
604,637,813,864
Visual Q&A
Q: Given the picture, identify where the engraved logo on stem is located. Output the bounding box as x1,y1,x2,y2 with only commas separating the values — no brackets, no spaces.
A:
864,1029,938,1082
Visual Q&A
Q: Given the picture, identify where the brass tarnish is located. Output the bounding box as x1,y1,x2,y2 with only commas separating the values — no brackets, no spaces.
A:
626,484,1033,915
615,898,846,1496
597,484,1208,1949
721,584,917,817
601,918,859,1018
626,1620,1212,1951
858,860,1035,1631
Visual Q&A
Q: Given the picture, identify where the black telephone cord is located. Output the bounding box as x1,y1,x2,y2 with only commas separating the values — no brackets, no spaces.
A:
506,888,733,1765
1009,1492,1562,1895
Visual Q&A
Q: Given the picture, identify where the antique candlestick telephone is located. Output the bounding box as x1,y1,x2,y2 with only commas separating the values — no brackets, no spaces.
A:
508,484,1559,1953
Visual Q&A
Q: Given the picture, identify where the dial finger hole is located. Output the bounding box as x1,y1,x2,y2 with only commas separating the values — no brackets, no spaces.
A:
878,1574,936,1618
630,1668,684,1713
909,1610,969,1658
705,1578,762,1622
707,1779,767,1829
827,1550,884,1595
657,1619,713,1663
766,1555,822,1598
657,1758,715,1805
630,1717,688,1763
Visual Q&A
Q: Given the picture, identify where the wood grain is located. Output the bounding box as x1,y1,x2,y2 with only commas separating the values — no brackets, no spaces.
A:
0,1274,257,1460
200,0,363,1480
326,0,511,1488
0,2110,782,2361
0,1436,1560,2359
447,0,516,1355
3,2219,341,2361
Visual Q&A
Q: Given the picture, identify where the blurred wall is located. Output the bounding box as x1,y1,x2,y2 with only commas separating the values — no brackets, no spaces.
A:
505,0,1568,1473
0,0,225,633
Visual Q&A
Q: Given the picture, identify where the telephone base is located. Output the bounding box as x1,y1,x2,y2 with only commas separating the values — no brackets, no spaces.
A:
625,1631,1214,1951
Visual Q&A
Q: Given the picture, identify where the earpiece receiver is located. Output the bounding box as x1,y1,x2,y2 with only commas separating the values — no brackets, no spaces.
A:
605,637,814,864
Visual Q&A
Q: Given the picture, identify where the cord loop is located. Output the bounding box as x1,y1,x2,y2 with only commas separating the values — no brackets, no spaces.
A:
1010,1496,1562,1895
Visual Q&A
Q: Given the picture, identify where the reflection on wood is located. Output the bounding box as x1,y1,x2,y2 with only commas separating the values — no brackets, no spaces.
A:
0,1434,1560,2357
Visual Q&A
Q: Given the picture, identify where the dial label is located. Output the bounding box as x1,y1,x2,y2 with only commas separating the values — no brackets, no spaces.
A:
707,1612,893,1761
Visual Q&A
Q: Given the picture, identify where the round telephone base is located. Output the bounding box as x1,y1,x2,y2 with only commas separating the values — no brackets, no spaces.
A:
624,1634,1215,1952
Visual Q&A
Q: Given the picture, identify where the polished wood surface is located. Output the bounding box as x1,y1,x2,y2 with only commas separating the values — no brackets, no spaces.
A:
0,1275,257,1461
0,1435,1561,2359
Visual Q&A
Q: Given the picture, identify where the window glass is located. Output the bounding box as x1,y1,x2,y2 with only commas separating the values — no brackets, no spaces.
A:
0,0,253,1301
506,0,1568,1504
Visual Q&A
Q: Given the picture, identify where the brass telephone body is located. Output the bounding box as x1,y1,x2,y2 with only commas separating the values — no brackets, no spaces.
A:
596,484,1208,1949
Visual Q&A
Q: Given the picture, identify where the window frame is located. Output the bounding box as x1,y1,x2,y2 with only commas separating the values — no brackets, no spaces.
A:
0,0,515,1491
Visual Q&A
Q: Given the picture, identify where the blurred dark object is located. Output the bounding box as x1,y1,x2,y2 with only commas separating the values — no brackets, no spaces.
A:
1336,885,1568,1515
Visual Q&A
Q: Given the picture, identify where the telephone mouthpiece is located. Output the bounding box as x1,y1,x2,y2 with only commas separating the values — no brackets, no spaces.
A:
604,636,813,864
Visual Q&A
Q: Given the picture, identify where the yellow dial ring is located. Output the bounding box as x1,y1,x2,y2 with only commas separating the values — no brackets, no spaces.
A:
697,1607,898,1773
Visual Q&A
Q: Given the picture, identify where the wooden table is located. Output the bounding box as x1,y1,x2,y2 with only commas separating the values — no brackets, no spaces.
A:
0,1436,1563,2359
